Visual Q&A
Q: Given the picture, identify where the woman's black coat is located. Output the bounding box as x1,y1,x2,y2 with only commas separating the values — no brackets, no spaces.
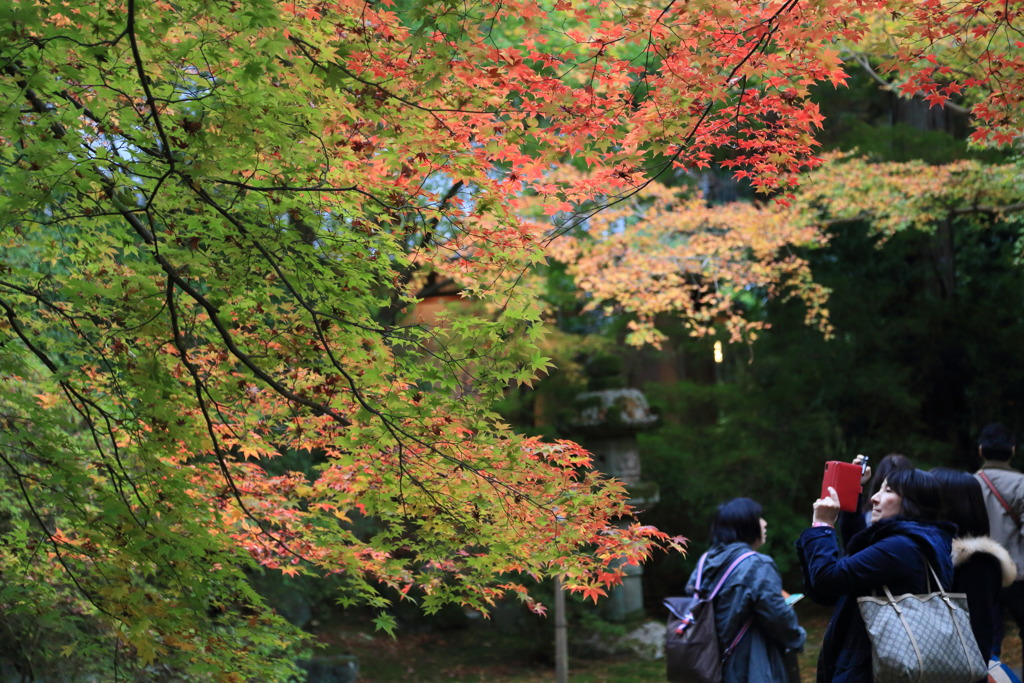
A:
951,535,1016,666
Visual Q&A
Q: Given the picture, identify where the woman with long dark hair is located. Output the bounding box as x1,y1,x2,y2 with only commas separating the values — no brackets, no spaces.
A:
932,467,1015,668
837,453,913,546
685,497,805,683
796,468,955,683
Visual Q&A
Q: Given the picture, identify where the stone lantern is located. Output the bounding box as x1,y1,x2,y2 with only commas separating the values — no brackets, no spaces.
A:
570,387,659,621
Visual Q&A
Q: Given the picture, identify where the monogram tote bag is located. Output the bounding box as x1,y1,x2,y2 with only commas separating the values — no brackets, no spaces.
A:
857,562,988,683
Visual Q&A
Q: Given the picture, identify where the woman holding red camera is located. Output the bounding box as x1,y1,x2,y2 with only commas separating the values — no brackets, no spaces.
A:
796,468,955,683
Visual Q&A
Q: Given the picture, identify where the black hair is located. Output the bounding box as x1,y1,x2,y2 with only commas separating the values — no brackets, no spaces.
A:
884,468,942,523
931,468,990,538
979,422,1016,462
861,453,914,513
709,497,762,546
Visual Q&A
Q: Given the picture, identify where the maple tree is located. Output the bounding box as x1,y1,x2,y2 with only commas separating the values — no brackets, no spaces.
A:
1,0,1022,677
550,153,1024,347
545,172,833,347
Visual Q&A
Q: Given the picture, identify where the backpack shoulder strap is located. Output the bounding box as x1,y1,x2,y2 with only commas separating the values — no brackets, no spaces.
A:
713,551,758,659
723,618,755,659
694,552,710,592
707,550,757,600
979,470,1022,529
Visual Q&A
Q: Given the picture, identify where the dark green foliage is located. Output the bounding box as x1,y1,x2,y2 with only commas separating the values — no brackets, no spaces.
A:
634,208,1024,602
637,376,837,597
811,70,1014,164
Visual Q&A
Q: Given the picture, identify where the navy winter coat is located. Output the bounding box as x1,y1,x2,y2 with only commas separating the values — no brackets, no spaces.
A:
795,517,955,683
685,542,806,683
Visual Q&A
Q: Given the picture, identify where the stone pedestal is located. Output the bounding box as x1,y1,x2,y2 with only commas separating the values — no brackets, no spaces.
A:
570,388,659,621
297,655,359,683
602,560,646,621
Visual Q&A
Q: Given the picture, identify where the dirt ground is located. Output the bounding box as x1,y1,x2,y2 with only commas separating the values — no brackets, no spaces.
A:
317,603,1023,682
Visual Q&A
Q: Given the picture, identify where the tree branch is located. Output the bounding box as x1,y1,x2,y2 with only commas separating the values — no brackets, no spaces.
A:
845,50,971,116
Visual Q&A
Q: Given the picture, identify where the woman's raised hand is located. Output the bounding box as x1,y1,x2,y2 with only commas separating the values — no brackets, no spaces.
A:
813,486,841,526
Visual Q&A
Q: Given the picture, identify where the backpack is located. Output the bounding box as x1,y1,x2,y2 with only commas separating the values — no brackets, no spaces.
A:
664,550,757,683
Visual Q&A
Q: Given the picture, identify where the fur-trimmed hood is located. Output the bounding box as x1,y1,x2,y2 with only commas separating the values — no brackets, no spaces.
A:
952,536,1017,587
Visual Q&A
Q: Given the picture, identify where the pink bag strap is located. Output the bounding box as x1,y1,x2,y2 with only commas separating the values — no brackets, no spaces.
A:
695,550,759,660
694,552,709,590
694,550,758,598
723,618,755,659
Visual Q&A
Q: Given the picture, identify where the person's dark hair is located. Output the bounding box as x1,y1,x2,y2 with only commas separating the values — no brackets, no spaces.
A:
979,422,1016,461
861,453,914,513
710,497,763,546
884,468,942,522
931,468,990,538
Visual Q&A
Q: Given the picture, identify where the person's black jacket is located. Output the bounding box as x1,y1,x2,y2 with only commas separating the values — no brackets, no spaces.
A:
795,517,955,683
951,535,1016,666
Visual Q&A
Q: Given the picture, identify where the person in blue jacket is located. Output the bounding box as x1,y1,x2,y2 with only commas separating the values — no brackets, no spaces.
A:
796,468,955,683
686,498,806,683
